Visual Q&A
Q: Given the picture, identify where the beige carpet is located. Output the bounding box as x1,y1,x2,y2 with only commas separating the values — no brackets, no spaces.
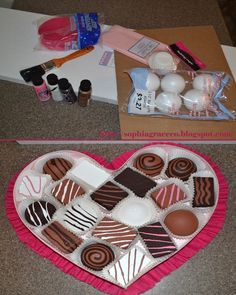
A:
12,0,232,45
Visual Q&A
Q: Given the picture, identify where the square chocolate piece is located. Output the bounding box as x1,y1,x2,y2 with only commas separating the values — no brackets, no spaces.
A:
51,179,85,205
151,183,187,209
91,181,128,210
107,247,152,287
114,168,156,197
192,177,215,207
92,217,137,249
138,221,176,258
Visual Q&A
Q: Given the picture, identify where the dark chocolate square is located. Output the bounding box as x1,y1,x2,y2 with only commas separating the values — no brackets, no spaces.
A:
114,167,156,198
138,221,176,258
91,181,128,210
192,177,215,207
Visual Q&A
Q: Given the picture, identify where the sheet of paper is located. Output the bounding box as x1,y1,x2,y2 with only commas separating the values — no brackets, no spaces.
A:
221,45,236,81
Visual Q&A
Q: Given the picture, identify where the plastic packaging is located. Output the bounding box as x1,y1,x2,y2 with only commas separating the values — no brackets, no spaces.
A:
46,74,63,102
124,68,235,120
36,13,102,51
32,74,51,102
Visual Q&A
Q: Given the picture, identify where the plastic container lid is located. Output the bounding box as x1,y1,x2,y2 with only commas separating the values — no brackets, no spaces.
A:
31,74,44,86
47,73,58,86
58,78,69,90
80,79,91,92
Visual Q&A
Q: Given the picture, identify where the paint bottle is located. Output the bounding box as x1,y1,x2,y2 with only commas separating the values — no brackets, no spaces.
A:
31,74,51,102
58,78,77,104
46,73,63,102
78,79,92,107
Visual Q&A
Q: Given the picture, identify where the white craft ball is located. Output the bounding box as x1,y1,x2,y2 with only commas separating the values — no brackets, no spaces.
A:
148,51,175,75
146,72,160,91
193,74,215,92
155,91,182,113
161,73,186,93
183,89,210,112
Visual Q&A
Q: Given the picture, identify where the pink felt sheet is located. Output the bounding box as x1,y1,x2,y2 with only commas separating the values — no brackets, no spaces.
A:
5,143,228,295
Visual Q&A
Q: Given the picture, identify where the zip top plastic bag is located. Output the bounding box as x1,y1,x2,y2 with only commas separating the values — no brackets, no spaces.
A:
125,68,235,120
36,13,102,51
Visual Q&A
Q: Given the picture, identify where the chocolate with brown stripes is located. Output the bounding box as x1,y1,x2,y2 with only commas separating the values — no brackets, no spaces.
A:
91,181,128,210
43,158,72,181
42,221,82,254
192,177,215,207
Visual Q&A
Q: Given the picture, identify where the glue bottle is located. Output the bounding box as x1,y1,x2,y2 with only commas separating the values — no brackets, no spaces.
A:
46,73,63,102
32,74,51,102
58,78,77,104
78,79,92,107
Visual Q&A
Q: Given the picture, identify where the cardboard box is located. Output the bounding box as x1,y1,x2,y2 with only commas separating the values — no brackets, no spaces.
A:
116,26,236,142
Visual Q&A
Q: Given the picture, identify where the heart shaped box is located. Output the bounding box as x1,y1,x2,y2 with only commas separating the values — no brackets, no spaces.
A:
6,143,228,295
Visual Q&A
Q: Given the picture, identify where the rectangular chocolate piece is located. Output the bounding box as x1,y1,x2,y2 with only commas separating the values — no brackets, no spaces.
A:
42,221,82,254
92,216,137,249
138,222,176,258
114,167,156,197
193,177,215,207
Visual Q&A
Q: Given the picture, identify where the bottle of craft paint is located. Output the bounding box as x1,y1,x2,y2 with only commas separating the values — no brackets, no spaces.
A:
31,74,51,102
78,79,92,107
58,78,77,104
46,73,63,102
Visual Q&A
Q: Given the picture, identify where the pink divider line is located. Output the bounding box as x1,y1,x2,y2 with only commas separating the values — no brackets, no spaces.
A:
5,143,228,295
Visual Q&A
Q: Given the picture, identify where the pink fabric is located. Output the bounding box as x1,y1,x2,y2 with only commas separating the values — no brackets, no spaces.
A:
5,143,228,295
101,25,168,65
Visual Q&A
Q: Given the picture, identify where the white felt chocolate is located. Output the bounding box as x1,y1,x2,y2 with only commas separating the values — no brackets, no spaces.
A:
70,159,111,189
19,174,49,198
108,247,152,287
112,197,156,226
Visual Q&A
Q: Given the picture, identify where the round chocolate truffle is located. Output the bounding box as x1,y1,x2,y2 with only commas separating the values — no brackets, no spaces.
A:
164,209,199,236
134,153,164,177
165,157,197,181
25,201,56,226
43,158,72,181
81,243,115,271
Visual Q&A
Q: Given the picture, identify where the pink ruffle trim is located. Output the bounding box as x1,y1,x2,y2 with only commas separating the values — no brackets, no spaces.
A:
5,143,228,295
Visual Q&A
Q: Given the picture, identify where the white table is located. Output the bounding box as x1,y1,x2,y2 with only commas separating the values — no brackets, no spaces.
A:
0,8,117,104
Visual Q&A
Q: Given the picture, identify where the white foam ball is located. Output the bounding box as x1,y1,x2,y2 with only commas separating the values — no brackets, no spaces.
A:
146,72,160,91
148,51,176,75
183,89,210,112
193,74,216,93
161,73,185,93
155,91,182,113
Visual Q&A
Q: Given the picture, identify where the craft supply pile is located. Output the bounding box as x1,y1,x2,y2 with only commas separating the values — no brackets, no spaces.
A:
14,144,218,288
17,13,235,120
